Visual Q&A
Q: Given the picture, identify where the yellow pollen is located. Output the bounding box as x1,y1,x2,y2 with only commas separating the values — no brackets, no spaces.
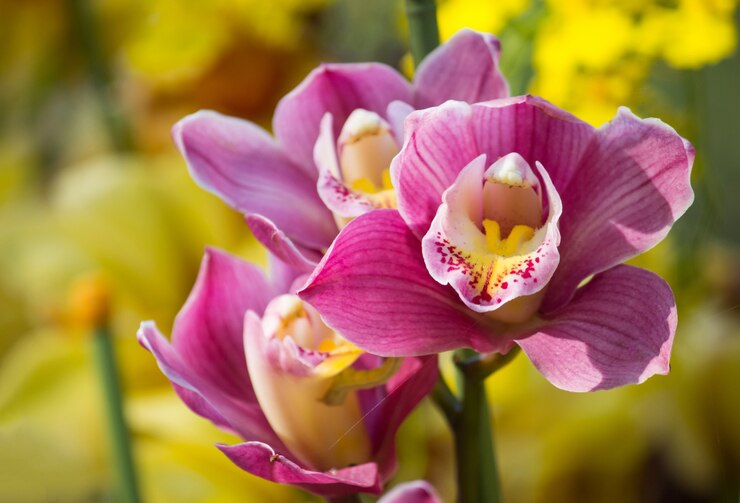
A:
318,339,337,353
483,219,535,256
349,168,394,194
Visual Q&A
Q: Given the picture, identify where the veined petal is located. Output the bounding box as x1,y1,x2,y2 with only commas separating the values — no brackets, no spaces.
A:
173,110,336,249
414,29,509,108
545,108,695,311
273,63,412,176
315,114,395,219
516,265,676,392
138,322,283,447
171,248,273,401
299,210,513,356
469,96,595,195
393,101,479,237
246,214,321,272
218,442,382,497
379,481,443,503
422,157,562,315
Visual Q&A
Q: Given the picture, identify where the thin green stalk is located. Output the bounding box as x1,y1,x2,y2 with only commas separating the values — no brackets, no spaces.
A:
68,0,132,151
93,326,141,503
405,0,440,67
450,348,520,503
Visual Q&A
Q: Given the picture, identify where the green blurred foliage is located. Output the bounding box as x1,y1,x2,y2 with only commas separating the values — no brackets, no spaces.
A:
1,0,739,502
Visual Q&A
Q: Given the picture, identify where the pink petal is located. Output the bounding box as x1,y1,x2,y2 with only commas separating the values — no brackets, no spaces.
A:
414,29,509,108
171,248,273,400
544,108,695,310
173,110,336,250
515,265,676,392
138,322,283,447
299,210,514,356
393,101,480,237
393,96,594,237
218,442,382,497
246,214,321,272
273,63,412,176
379,481,443,503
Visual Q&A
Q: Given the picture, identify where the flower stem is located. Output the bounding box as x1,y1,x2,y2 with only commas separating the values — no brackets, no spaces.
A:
326,494,362,503
449,348,520,503
93,325,142,503
405,0,440,67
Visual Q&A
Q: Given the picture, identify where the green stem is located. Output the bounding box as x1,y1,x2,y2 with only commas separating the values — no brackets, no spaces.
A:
67,0,132,151
93,326,141,503
431,375,461,423
405,0,440,67
450,348,520,503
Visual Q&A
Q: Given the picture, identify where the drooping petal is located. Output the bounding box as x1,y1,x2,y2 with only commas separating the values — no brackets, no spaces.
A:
273,63,412,176
544,108,695,310
515,265,676,392
218,442,382,497
138,322,283,447
361,356,439,481
171,248,273,400
379,481,443,503
173,110,336,250
422,157,562,316
299,210,514,356
246,214,321,272
414,29,509,108
392,101,479,237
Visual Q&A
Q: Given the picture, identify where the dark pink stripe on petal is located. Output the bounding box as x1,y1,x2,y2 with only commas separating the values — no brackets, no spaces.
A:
545,107,695,310
299,210,513,356
516,265,676,392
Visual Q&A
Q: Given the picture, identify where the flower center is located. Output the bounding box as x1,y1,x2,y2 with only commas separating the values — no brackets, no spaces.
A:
338,109,399,197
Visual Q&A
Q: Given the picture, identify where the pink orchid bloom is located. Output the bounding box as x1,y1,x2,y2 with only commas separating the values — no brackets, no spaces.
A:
300,96,694,392
379,481,442,503
171,29,508,271
138,248,437,497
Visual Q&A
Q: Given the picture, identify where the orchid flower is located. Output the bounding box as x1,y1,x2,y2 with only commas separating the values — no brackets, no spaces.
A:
300,96,694,392
171,29,508,271
138,248,437,497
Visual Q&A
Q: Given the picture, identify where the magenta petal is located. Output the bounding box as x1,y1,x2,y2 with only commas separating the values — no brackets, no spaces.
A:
545,108,695,310
379,481,443,503
138,323,283,447
393,101,480,236
218,442,382,497
173,110,336,250
516,265,676,392
171,248,272,399
414,29,509,108
273,63,412,176
299,210,513,356
469,96,595,194
246,214,321,272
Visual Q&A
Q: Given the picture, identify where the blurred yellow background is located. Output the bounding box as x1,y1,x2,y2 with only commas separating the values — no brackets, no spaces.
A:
1,0,738,502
